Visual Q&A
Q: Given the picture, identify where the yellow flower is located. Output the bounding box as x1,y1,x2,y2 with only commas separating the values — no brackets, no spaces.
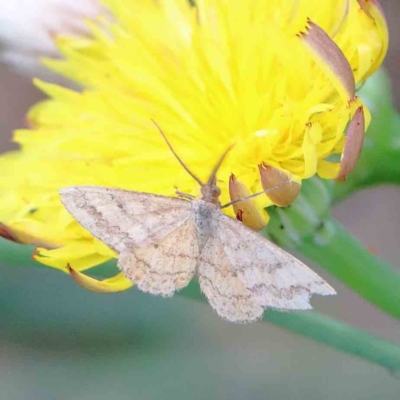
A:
0,0,388,287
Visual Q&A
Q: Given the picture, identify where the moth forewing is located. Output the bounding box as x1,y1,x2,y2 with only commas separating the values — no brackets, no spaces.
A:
215,213,336,309
59,186,192,253
197,229,264,323
118,218,199,297
193,200,335,322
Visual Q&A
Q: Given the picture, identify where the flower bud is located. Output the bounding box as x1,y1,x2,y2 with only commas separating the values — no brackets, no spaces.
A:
228,174,268,231
336,105,365,181
258,163,301,207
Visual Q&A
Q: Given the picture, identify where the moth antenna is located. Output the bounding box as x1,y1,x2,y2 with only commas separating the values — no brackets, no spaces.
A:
151,120,204,186
206,144,235,186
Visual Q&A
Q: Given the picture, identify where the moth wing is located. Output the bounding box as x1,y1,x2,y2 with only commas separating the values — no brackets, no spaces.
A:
59,186,191,253
198,231,264,323
118,218,199,296
216,214,336,311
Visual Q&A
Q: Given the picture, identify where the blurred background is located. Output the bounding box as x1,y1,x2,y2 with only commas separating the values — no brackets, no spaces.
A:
0,1,399,399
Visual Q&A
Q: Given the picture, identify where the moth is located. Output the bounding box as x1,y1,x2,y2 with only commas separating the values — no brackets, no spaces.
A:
60,124,336,322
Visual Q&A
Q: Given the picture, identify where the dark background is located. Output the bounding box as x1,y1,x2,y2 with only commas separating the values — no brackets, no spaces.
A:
0,1,399,399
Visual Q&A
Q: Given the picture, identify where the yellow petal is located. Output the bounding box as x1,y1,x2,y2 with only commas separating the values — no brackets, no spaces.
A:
357,0,389,77
302,124,319,178
66,264,133,293
317,159,341,179
34,240,114,271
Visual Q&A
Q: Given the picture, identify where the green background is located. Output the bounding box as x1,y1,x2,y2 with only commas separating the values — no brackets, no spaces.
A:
1,263,399,400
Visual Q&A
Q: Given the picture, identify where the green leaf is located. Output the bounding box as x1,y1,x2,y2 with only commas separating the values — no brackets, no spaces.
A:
1,237,400,372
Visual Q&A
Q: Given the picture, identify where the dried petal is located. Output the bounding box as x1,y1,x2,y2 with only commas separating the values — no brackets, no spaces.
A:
0,222,18,242
259,163,301,207
229,174,268,231
66,263,133,293
299,19,355,101
336,106,365,181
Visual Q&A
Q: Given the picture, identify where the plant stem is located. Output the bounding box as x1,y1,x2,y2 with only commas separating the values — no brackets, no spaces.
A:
181,282,400,371
299,216,400,318
265,310,400,372
2,237,400,371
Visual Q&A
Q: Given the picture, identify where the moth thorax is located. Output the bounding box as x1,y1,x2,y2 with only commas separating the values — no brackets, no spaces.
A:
192,199,218,250
200,182,221,205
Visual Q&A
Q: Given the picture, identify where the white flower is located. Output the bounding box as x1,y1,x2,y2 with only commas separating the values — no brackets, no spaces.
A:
0,0,106,79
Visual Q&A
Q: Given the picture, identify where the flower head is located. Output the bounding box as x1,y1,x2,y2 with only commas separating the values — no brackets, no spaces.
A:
0,0,388,280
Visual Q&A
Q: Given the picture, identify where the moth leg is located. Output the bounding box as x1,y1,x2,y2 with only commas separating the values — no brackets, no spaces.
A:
175,190,195,201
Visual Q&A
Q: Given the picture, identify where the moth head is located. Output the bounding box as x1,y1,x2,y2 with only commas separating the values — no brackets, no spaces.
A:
200,177,222,205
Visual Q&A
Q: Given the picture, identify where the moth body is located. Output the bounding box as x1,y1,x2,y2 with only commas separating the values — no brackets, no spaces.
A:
191,199,219,251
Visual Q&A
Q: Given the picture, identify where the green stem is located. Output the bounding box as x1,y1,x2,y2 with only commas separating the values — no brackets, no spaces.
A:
299,216,400,318
181,282,400,372
2,237,400,371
